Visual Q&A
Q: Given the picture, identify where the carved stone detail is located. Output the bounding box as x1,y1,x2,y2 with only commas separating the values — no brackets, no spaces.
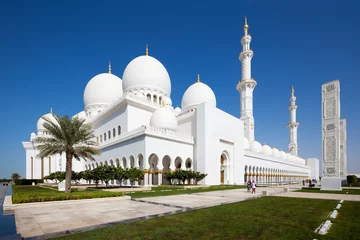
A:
322,80,341,178
325,97,335,119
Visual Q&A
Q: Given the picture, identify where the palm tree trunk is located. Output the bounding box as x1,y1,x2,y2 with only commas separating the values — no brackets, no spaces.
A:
65,151,72,194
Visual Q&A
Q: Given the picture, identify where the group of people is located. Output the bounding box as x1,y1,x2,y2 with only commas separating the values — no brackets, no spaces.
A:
247,180,257,194
302,179,316,187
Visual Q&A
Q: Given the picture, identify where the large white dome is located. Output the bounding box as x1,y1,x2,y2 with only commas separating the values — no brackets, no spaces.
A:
150,107,177,130
37,113,56,132
181,78,216,112
250,141,262,153
122,55,171,96
83,73,123,110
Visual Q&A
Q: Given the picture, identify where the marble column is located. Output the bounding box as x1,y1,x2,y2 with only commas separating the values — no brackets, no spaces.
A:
157,170,163,185
148,170,153,186
143,170,148,186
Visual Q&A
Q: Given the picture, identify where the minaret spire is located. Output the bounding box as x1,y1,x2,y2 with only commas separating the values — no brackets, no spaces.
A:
108,61,112,74
287,85,300,156
244,16,248,35
236,16,257,142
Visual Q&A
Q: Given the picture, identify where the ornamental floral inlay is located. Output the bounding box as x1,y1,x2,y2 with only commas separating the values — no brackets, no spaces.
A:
325,136,335,162
326,167,335,175
325,97,336,119
326,123,335,131
326,84,335,92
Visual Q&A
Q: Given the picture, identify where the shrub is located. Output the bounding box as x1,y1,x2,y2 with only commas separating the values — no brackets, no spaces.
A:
347,175,358,186
14,179,44,185
163,170,207,185
11,185,124,204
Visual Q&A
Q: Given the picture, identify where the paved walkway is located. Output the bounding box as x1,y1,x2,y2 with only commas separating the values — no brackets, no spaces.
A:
16,185,360,239
277,191,360,201
13,187,285,239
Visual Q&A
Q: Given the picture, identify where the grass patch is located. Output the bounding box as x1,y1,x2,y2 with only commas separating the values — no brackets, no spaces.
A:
12,185,124,204
126,185,247,198
296,188,360,195
51,197,360,240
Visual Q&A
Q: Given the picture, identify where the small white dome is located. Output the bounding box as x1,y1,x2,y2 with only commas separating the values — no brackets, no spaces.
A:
286,153,292,160
163,96,172,107
250,141,262,153
263,144,272,156
272,148,280,158
280,150,287,159
83,73,123,110
181,80,216,112
30,132,36,141
150,107,177,130
122,55,171,96
173,107,181,116
37,113,56,132
244,137,250,150
73,111,87,120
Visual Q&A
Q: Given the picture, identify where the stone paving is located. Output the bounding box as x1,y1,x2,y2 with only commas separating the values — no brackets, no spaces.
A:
13,187,285,239
14,185,360,239
14,197,178,239
136,187,284,209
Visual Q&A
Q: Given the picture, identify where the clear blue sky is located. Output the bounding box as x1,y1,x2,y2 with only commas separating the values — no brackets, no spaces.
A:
0,0,359,178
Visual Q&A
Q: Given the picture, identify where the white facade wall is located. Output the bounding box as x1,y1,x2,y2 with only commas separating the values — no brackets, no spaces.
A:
196,102,244,185
93,106,128,145
127,105,154,132
177,113,197,136
307,158,320,180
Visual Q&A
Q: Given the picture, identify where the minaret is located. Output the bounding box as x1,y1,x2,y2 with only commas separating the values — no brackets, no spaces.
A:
287,86,300,156
236,16,257,143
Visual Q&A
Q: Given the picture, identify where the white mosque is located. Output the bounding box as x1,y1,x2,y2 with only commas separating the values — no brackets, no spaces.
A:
22,18,319,186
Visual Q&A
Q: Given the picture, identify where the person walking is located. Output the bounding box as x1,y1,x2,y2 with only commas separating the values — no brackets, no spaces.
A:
247,180,251,192
251,180,256,194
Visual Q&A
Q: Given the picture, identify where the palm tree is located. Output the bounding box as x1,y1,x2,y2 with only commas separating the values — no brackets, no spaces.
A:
35,115,100,193
11,173,21,181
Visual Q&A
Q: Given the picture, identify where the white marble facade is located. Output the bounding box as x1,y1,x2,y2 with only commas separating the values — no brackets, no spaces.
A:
22,18,319,186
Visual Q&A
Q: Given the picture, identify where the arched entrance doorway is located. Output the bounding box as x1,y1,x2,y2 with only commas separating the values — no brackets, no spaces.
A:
220,152,228,185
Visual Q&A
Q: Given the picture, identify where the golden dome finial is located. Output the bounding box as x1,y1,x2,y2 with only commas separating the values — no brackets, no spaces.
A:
108,61,112,74
146,44,149,56
244,16,248,31
197,74,200,82
50,107,52,114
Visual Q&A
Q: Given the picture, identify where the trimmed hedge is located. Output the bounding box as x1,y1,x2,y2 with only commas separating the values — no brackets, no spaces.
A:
0,179,12,183
12,185,124,204
15,179,44,185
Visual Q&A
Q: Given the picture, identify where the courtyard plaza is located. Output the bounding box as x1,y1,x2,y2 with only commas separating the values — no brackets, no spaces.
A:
6,183,360,239
11,185,286,239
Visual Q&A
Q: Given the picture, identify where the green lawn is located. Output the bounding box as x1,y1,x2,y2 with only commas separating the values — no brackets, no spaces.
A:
296,188,360,195
126,185,247,198
12,185,124,204
51,197,360,240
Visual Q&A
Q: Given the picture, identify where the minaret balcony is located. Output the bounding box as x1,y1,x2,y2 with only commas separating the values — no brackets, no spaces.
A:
288,105,298,110
287,122,300,128
236,78,257,91
239,50,253,61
